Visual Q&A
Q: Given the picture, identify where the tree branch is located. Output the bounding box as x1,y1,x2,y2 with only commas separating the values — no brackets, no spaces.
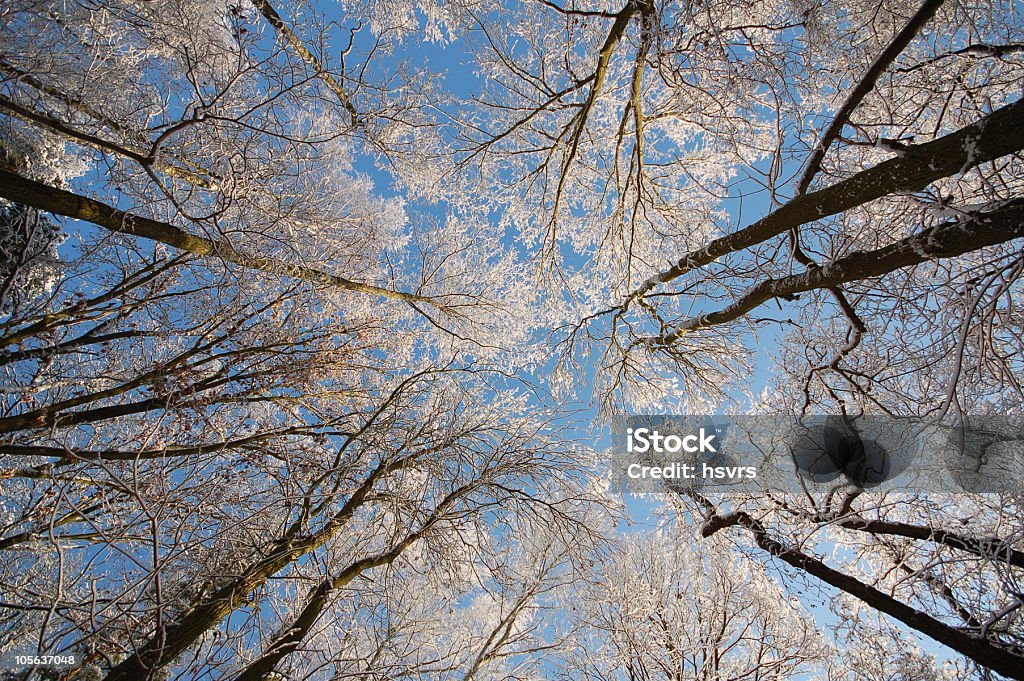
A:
701,511,1024,680
0,167,443,308
645,198,1024,344
102,450,423,681
896,42,1024,73
250,0,359,125
623,97,1024,306
830,515,1024,569
0,93,218,188
0,427,314,461
795,0,946,196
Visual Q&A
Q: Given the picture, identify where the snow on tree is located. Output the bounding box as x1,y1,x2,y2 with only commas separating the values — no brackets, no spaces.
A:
1,0,1024,679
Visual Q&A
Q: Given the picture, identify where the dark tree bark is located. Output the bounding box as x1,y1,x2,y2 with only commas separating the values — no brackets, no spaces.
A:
102,452,418,681
701,510,1024,680
624,97,1024,304
648,198,1024,344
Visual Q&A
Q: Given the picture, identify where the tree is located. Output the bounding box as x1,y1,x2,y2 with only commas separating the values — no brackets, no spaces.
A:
2,0,1024,679
0,2,590,679
439,0,1024,676
443,0,1024,412
558,526,831,680
0,231,596,679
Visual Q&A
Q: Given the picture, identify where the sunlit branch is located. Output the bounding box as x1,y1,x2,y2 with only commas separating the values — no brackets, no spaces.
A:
250,0,360,125
0,167,445,309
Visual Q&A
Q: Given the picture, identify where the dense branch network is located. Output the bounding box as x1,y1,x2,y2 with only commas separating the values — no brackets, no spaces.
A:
2,0,1024,679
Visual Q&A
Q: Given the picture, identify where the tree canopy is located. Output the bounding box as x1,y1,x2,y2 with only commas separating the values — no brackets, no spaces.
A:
1,0,1023,679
